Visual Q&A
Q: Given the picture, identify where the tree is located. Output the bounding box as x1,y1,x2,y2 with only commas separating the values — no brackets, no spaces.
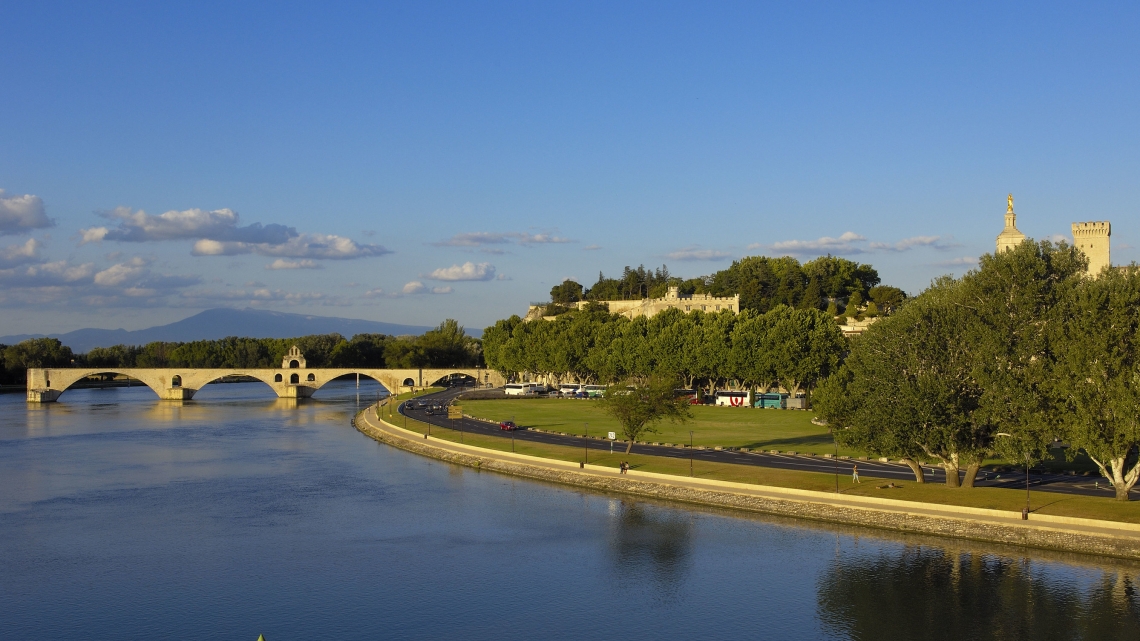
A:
1053,266,1140,500
868,285,906,314
845,291,863,319
550,279,584,304
765,307,846,402
815,279,989,485
3,339,75,383
961,240,1086,476
599,373,692,453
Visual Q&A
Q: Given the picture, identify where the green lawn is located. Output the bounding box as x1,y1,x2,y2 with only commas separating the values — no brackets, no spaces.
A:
382,409,1140,524
459,398,863,455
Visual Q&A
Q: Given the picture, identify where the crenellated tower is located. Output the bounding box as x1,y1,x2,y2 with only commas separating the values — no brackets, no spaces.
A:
1071,221,1111,275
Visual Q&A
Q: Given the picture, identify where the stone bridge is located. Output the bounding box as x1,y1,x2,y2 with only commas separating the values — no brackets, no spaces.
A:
26,366,505,402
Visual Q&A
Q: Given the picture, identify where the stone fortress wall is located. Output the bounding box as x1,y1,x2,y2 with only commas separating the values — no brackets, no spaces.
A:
527,286,740,321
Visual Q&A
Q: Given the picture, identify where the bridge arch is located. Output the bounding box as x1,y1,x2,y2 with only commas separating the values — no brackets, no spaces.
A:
190,371,281,398
51,370,167,400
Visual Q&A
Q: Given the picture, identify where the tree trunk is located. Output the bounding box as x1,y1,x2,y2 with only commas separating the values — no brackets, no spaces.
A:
960,462,981,488
942,453,961,488
625,440,633,454
1097,456,1140,502
900,458,926,483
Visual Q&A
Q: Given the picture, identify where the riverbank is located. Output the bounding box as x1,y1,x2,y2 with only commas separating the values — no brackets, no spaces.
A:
355,402,1140,560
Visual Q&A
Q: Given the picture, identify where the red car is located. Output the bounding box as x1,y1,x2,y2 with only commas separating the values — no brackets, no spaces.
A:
499,421,519,431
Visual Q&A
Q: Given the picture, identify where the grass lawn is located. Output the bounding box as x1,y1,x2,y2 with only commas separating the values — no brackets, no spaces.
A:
381,409,1140,524
459,398,862,455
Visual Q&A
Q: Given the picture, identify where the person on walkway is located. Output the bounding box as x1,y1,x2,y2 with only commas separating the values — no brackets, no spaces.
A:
852,464,860,483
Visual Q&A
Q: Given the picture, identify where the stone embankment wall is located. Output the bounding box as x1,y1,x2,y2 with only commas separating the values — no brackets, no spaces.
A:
354,407,1140,560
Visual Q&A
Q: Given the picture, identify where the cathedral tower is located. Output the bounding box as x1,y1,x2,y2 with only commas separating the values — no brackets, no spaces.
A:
1071,221,1111,275
995,194,1026,253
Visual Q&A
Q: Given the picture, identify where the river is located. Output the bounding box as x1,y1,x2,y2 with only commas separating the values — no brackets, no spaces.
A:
1,381,1137,640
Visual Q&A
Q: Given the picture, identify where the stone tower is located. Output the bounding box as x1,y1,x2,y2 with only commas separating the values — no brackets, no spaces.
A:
1071,221,1111,275
995,193,1026,253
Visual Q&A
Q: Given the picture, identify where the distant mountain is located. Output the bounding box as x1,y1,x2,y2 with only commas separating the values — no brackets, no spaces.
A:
0,308,437,353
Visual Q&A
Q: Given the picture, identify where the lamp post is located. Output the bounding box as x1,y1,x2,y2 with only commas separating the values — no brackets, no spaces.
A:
832,428,839,494
996,432,1031,520
689,430,694,477
584,423,588,465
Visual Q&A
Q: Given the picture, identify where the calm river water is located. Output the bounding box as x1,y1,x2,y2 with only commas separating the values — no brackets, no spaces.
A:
1,381,1138,640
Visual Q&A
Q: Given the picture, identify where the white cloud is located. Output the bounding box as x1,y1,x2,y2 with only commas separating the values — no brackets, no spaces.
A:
82,206,295,244
425,261,496,281
192,233,390,259
401,281,451,295
0,190,54,235
495,273,512,281
762,232,868,255
78,206,390,260
755,232,956,257
869,235,955,252
583,244,602,251
265,259,323,270
79,227,110,244
434,231,573,247
665,247,732,261
0,260,96,286
933,256,979,267
94,260,148,286
0,238,43,267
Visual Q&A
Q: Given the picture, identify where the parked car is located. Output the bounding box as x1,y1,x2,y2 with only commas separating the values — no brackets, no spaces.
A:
499,420,519,431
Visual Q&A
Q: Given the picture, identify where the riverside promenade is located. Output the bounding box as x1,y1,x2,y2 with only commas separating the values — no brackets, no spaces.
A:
356,403,1140,560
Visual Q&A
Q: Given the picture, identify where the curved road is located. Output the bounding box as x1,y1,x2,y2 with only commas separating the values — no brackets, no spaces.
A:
397,388,1128,500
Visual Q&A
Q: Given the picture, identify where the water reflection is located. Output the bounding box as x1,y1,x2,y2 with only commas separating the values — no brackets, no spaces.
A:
608,500,693,602
817,544,1140,640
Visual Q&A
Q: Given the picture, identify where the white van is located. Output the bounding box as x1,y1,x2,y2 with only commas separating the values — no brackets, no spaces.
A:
715,390,750,407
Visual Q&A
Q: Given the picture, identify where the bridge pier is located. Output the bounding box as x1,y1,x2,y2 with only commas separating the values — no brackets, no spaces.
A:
27,389,62,403
162,387,196,400
282,385,315,399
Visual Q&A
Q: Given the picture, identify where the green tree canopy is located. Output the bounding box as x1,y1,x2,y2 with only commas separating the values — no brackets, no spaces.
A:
600,373,693,454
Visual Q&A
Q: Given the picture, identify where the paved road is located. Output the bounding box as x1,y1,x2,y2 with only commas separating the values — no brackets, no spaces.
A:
397,388,1128,500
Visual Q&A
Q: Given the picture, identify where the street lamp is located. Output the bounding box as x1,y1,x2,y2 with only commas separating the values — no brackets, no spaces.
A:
996,432,1031,520
689,430,694,477
584,422,588,465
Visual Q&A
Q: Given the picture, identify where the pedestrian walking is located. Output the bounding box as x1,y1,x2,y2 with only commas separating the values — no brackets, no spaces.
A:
852,464,860,483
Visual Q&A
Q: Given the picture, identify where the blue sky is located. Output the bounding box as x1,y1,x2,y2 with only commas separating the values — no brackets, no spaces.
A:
2,1,1138,335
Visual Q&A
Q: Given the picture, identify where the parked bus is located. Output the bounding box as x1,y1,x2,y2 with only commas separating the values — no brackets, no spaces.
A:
558,384,580,396
505,383,545,396
582,385,606,398
754,392,787,409
714,390,750,407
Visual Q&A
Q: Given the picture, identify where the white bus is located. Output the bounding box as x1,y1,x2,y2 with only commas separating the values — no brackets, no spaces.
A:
582,385,606,398
505,382,547,396
715,390,750,407
558,384,580,396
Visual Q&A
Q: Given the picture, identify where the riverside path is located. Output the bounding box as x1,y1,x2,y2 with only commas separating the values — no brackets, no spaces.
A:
402,388,1129,500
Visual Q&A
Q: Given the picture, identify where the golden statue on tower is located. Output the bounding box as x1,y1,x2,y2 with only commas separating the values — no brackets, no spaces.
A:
1007,193,1014,213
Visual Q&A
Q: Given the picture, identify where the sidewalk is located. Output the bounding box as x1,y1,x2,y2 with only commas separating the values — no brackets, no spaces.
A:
356,405,1140,559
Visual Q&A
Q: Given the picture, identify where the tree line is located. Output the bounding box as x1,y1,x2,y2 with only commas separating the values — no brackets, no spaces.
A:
482,304,846,399
549,255,907,316
815,240,1140,501
0,319,481,385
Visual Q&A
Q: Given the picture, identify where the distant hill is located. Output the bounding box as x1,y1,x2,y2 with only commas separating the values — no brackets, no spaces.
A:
0,308,436,353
